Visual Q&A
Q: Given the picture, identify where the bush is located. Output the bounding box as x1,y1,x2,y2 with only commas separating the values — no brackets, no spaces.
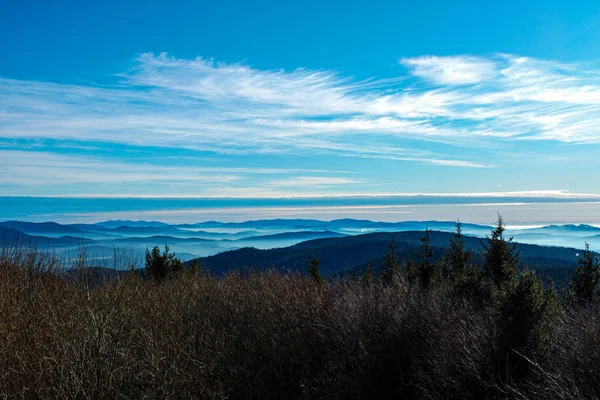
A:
0,248,497,399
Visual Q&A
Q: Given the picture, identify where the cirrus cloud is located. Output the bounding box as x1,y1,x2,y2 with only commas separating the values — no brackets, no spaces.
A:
2,52,600,196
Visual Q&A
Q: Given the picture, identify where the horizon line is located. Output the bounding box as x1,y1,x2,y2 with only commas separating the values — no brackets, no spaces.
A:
2,190,600,200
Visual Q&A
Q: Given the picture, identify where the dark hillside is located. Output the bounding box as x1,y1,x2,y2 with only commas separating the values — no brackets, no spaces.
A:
196,230,584,277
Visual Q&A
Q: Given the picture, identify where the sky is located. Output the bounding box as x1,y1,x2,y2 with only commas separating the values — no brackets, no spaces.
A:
2,0,600,222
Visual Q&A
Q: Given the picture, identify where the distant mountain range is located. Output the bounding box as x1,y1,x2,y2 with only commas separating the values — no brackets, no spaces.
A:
237,230,346,242
94,220,170,228
0,226,90,246
171,218,491,234
514,224,600,237
0,221,85,235
1,219,598,270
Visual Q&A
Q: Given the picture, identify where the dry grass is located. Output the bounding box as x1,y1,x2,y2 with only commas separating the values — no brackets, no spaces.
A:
0,245,598,399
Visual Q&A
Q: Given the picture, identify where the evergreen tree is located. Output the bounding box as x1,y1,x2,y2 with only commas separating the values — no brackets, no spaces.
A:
144,245,183,281
447,221,472,277
496,269,559,383
381,238,401,284
188,259,208,275
360,258,376,286
446,221,482,298
567,243,600,306
307,254,323,285
480,214,520,288
417,227,434,288
405,258,419,284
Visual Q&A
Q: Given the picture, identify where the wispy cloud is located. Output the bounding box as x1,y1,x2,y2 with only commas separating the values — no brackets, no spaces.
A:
401,55,497,85
3,53,600,150
266,176,364,187
0,150,360,196
2,52,600,195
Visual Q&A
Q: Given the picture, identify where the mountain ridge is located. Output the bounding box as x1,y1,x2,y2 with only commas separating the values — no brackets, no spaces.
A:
193,230,587,280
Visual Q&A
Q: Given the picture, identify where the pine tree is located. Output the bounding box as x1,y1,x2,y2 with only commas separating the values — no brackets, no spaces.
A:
188,259,207,275
447,221,482,298
381,238,401,284
361,258,376,286
405,258,419,284
496,269,559,382
447,221,471,277
417,227,434,288
568,243,600,306
307,254,323,285
144,244,183,281
480,214,520,288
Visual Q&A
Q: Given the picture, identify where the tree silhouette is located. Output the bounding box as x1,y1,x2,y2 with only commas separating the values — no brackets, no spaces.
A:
568,243,600,306
496,269,559,383
144,245,183,281
481,214,520,288
381,238,401,284
447,221,472,277
446,221,482,297
307,254,322,285
361,258,376,286
417,226,434,288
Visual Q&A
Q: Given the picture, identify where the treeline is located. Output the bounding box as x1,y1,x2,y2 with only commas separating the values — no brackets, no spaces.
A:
0,216,599,398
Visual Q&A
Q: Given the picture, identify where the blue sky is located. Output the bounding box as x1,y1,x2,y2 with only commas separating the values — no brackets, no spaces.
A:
2,0,600,207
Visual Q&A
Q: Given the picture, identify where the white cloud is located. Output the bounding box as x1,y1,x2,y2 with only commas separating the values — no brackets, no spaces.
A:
122,53,365,115
0,151,240,186
3,50,600,193
401,55,497,85
267,176,363,187
0,150,359,196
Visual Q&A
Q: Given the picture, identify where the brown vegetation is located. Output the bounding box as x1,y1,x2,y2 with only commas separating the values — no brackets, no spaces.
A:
0,219,599,399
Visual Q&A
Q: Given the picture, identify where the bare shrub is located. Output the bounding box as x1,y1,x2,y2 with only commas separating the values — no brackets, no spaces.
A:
0,244,596,399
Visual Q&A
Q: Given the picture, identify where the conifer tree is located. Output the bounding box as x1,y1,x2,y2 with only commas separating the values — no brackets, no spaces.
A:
405,258,419,284
188,259,207,275
480,214,520,288
307,254,323,285
568,243,600,306
361,258,376,285
417,227,434,288
496,269,559,382
446,221,482,297
381,238,401,284
144,245,183,281
447,221,471,277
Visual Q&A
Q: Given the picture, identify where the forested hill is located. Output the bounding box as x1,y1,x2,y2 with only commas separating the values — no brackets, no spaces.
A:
194,230,586,280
